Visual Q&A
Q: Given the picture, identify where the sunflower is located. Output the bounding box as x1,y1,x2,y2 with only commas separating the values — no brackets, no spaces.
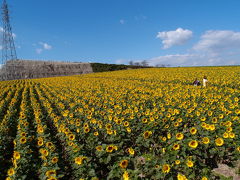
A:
209,125,215,131
186,160,194,167
20,132,27,136
40,149,49,156
174,122,180,127
68,141,74,146
223,132,229,138
96,145,103,151
235,109,240,115
173,144,180,150
207,111,213,116
143,131,152,139
20,137,27,144
188,140,198,148
51,157,58,164
68,134,75,141
219,114,224,119
226,127,232,132
75,156,87,165
229,132,235,138
162,164,170,173
123,121,129,127
201,122,207,128
162,137,167,141
175,160,181,165
38,140,44,146
212,117,218,123
202,137,210,144
237,147,240,152
13,151,20,160
46,170,56,177
37,127,44,133
7,168,15,176
113,145,118,151
177,173,188,180
177,118,183,122
119,160,128,168
105,123,112,130
142,118,148,123
200,117,206,121
84,127,90,133
106,145,114,153
215,138,224,146
176,133,184,140
128,147,135,155
94,131,99,136
46,142,54,149
107,130,113,135
123,171,129,180
190,127,197,135
126,127,131,133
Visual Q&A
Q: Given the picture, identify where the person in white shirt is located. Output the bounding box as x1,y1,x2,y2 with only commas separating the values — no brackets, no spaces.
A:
203,76,208,87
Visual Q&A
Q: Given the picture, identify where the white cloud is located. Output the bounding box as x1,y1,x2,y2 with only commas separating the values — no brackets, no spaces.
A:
39,42,52,50
35,42,52,54
36,48,43,54
193,30,240,52
117,29,240,67
125,51,239,67
148,54,200,66
115,59,130,64
120,19,125,25
157,28,193,49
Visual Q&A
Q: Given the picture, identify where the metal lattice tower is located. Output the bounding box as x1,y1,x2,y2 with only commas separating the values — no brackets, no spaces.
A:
1,0,17,65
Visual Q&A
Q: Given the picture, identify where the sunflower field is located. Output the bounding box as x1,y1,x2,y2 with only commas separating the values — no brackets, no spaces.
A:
0,66,239,180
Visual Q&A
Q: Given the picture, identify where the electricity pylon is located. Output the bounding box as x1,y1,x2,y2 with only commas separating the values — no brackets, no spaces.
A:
1,0,17,65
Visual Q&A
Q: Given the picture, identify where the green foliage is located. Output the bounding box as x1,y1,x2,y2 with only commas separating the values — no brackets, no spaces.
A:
90,63,150,72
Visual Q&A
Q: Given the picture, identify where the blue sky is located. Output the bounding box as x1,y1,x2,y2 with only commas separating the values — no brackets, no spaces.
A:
3,0,240,66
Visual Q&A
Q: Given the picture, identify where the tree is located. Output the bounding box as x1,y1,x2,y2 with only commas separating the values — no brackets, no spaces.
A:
129,61,134,65
140,60,149,67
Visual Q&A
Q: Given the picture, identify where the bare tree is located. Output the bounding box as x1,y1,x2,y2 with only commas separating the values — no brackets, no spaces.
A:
129,61,134,65
134,62,140,66
140,60,149,67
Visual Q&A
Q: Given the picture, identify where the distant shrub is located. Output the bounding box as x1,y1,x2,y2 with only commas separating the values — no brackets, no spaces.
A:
90,63,150,72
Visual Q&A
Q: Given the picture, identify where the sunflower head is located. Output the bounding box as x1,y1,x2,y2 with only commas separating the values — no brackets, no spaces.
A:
96,145,103,151
186,160,194,167
202,137,210,144
119,160,128,168
215,138,224,146
188,140,198,148
190,127,197,135
20,137,27,144
143,131,152,139
176,133,184,140
162,164,170,173
51,157,58,164
173,144,180,150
